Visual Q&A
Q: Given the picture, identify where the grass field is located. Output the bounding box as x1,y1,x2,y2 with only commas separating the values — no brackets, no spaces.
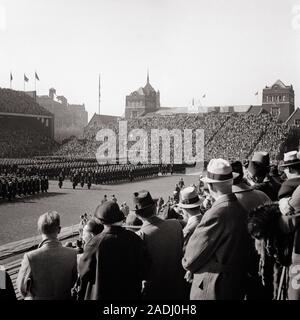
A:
0,174,198,245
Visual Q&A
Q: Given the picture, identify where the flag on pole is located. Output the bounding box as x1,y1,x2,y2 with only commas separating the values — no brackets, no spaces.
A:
98,74,101,115
10,72,13,89
202,94,206,98
35,72,40,81
24,74,29,82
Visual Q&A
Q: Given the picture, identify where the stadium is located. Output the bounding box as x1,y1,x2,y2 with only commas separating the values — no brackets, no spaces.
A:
1,77,300,301
1,0,300,306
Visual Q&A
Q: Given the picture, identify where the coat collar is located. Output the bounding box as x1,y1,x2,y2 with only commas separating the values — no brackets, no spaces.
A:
232,182,253,194
38,238,62,249
140,215,162,228
102,225,124,234
212,193,237,208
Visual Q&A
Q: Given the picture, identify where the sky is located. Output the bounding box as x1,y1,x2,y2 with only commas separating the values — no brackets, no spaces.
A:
0,0,300,120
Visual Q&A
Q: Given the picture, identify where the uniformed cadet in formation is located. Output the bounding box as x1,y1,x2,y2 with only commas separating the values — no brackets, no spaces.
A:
0,174,48,201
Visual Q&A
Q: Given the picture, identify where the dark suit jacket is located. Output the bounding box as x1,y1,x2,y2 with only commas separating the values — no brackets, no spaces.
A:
137,216,186,300
182,193,249,300
183,214,203,253
278,176,300,199
79,226,149,300
279,186,300,300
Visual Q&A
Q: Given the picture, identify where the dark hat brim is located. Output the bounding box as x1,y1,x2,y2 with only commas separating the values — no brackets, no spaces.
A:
279,160,300,168
132,200,157,212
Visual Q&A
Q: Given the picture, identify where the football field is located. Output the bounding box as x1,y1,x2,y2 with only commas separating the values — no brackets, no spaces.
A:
0,174,198,245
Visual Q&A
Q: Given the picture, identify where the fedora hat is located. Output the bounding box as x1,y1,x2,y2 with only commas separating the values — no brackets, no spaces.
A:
201,159,238,183
279,150,300,168
178,186,202,209
94,201,125,225
132,190,157,212
251,151,270,167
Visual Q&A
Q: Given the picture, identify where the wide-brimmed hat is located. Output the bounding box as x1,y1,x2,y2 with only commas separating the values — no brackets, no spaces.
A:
251,151,270,167
201,159,238,183
231,161,244,181
247,151,270,177
132,190,157,212
94,201,125,224
178,186,202,209
279,150,300,168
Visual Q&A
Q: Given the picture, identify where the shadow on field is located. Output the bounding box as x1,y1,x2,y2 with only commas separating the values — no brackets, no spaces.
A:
0,192,68,205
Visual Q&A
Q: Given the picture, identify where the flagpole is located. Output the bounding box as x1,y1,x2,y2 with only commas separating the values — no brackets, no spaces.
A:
10,72,12,89
98,73,101,115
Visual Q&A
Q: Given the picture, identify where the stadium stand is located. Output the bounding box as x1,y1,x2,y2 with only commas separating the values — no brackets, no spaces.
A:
0,88,57,158
55,112,294,162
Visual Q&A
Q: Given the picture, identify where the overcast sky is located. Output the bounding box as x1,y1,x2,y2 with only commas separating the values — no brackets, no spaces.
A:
0,0,299,120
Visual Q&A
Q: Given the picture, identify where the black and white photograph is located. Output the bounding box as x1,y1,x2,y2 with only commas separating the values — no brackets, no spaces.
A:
0,0,300,311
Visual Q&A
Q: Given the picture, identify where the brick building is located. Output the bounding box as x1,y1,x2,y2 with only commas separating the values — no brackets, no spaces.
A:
37,88,88,142
262,79,295,122
125,72,160,119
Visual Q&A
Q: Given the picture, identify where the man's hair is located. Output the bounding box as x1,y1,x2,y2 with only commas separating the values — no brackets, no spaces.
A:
85,219,104,235
37,211,60,235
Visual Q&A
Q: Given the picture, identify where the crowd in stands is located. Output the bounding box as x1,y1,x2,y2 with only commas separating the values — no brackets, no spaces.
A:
56,112,292,163
0,118,57,158
2,149,298,301
255,120,290,160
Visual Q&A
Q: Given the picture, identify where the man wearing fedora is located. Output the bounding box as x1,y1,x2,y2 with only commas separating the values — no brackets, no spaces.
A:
246,151,279,201
133,190,186,300
278,150,300,201
182,159,249,300
178,186,203,252
78,201,149,300
231,160,274,299
231,160,271,212
277,185,300,300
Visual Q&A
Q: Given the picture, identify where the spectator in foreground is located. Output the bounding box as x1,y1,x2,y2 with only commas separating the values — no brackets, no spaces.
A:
78,201,149,300
183,159,249,300
82,219,104,247
231,160,271,212
17,211,77,300
246,152,278,201
134,190,186,300
178,186,203,252
277,185,300,300
278,151,300,200
231,160,272,300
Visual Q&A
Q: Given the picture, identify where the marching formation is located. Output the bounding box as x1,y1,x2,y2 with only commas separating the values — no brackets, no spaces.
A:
9,150,300,300
0,174,49,201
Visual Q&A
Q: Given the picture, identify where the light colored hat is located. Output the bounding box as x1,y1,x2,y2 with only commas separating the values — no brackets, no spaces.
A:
201,159,238,183
279,150,300,168
178,186,202,209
